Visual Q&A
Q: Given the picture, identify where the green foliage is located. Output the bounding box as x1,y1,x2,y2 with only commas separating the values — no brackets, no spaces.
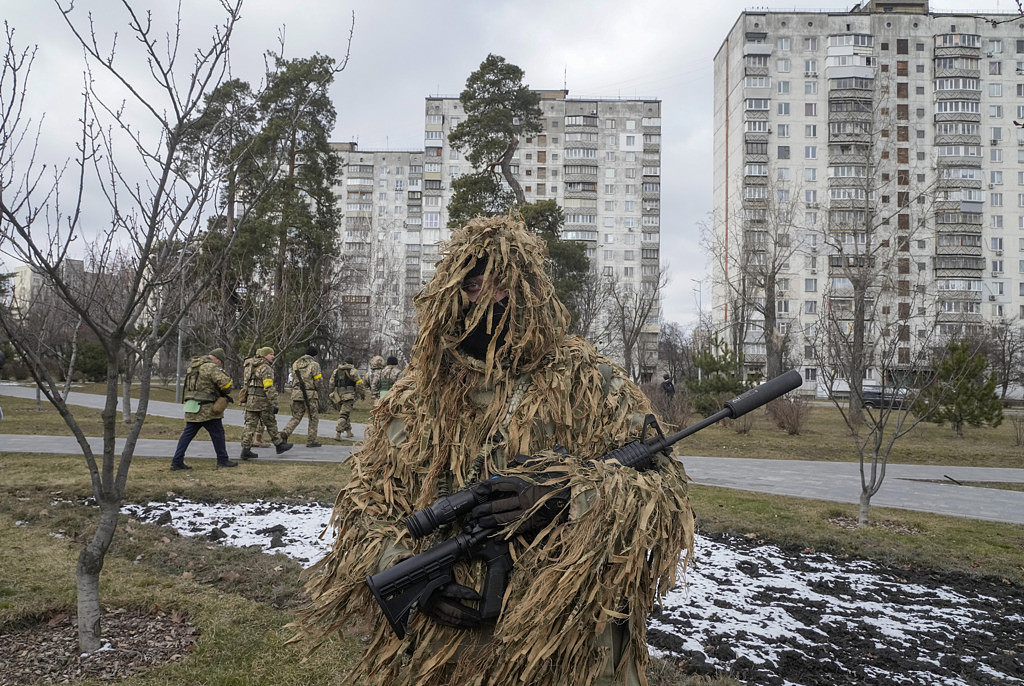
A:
447,54,543,177
520,200,590,317
686,337,748,416
447,173,516,228
76,340,109,382
914,340,1004,438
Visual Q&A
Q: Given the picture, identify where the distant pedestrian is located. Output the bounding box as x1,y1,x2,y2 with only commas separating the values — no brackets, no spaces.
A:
661,373,676,400
171,347,236,470
329,359,364,439
369,355,403,403
282,345,325,447
239,346,293,460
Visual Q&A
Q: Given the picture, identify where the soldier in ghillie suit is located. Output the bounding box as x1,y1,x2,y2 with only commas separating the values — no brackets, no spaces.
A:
369,354,403,402
329,359,364,439
239,347,293,460
282,345,325,448
171,347,236,470
295,216,694,686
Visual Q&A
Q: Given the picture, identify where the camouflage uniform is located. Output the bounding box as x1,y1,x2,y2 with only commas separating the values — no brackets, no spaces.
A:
283,350,324,446
240,355,285,451
371,360,402,400
329,362,363,438
299,217,694,686
171,351,234,469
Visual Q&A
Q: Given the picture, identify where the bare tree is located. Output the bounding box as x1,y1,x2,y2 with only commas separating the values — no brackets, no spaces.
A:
813,66,947,524
566,263,608,341
0,2,283,652
604,266,667,382
981,318,1024,401
704,170,805,380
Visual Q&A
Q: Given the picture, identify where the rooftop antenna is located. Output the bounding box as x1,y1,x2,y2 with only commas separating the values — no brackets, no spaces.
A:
563,64,567,93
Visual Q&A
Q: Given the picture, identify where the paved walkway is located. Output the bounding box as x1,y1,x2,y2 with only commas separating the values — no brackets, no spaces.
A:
3,385,1023,525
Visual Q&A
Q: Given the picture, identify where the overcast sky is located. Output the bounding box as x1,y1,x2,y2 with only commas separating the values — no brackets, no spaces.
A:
3,0,977,327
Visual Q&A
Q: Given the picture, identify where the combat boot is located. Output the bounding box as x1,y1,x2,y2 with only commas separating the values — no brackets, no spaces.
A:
306,441,322,448
217,460,238,468
335,432,343,440
345,430,355,438
275,441,293,454
240,447,258,460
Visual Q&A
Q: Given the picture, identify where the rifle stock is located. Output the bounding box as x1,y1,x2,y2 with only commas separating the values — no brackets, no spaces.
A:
365,370,803,638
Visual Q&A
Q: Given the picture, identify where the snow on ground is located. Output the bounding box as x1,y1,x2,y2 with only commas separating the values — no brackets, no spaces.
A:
123,499,1024,686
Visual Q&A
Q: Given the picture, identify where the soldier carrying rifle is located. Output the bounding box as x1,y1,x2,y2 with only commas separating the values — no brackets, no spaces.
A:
296,216,695,686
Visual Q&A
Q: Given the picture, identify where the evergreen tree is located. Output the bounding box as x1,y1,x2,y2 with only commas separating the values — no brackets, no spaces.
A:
686,336,749,416
448,54,542,206
914,340,1003,438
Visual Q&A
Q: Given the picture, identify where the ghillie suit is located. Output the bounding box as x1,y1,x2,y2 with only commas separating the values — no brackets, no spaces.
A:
296,216,694,686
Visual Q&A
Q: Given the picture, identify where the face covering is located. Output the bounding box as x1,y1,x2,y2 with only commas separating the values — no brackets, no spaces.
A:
459,298,508,360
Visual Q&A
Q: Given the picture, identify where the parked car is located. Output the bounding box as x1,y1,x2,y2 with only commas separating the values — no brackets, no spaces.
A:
861,387,908,409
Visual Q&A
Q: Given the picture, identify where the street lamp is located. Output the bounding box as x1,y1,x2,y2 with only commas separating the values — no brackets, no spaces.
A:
691,278,703,382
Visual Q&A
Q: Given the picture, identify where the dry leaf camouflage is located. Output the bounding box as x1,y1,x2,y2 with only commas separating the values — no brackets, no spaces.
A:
294,216,694,686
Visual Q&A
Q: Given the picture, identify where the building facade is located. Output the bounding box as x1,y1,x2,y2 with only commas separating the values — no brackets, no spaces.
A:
712,0,1024,390
330,91,664,377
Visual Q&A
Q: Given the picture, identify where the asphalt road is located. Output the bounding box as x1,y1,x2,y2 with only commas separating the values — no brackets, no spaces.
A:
2,384,1023,524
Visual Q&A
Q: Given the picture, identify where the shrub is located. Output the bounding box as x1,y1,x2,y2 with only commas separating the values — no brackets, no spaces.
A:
767,395,811,435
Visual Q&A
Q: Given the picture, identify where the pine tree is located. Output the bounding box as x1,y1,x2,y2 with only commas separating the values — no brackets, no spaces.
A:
915,340,1003,438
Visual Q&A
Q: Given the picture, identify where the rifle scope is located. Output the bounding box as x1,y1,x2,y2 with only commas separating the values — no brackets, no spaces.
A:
405,489,485,539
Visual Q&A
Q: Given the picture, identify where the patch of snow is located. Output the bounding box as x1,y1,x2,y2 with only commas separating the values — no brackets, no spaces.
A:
123,499,1024,686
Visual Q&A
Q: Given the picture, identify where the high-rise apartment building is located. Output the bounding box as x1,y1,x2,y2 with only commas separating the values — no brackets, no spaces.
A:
330,143,425,353
331,91,664,376
712,0,1024,390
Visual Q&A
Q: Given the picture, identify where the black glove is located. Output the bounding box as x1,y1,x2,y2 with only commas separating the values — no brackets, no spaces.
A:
421,581,481,629
470,476,569,534
273,405,279,414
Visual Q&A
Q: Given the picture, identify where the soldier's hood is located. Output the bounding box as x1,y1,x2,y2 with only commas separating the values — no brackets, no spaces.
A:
409,215,570,386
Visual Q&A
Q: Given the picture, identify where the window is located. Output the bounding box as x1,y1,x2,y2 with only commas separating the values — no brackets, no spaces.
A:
804,301,817,315
777,58,791,72
777,124,790,137
992,171,1004,184
777,167,792,181
805,103,817,116
805,80,818,94
990,105,1004,118
805,124,817,137
992,192,1004,206
805,278,817,292
804,59,818,74
993,149,1003,163
990,83,1004,97
805,189,817,203
778,145,791,159
778,80,791,94
804,168,817,182
803,37,818,51
805,146,817,159
777,38,790,50
777,189,791,202
989,40,1004,54
778,102,791,115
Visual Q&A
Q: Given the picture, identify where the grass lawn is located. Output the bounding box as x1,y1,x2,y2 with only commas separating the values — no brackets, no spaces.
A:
1,386,1022,685
677,402,1024,468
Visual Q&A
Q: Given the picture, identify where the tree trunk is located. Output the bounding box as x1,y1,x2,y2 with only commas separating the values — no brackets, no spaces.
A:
857,490,872,527
499,142,524,206
76,496,120,652
121,366,132,424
